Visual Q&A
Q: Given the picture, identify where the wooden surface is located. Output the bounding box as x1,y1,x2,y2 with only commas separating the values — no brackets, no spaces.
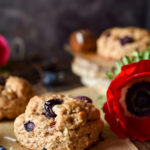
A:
0,86,140,150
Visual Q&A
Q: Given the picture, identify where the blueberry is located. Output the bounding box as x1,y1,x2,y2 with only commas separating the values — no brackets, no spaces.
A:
42,72,59,86
120,36,134,46
24,121,35,132
0,77,5,86
44,99,62,118
75,96,92,103
0,146,6,150
42,148,47,150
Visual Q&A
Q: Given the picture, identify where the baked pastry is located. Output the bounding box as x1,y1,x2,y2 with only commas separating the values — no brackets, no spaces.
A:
97,27,150,60
71,57,113,93
72,57,111,78
14,94,103,150
0,76,34,120
69,29,97,52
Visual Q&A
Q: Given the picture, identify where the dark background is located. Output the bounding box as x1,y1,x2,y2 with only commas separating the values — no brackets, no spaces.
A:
0,0,148,59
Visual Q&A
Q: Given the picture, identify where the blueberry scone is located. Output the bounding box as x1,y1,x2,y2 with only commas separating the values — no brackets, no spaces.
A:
14,95,103,150
97,27,150,60
0,76,34,120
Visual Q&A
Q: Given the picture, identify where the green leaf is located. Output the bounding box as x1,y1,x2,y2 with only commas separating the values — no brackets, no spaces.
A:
114,61,121,75
132,51,139,57
115,61,121,69
146,47,150,53
143,51,150,59
105,47,150,80
134,56,141,62
106,71,114,80
121,56,130,65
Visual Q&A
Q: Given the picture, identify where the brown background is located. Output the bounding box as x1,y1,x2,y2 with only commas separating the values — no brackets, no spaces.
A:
0,0,147,59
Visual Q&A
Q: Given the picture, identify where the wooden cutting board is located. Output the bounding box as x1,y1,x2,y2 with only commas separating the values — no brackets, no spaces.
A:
0,86,141,150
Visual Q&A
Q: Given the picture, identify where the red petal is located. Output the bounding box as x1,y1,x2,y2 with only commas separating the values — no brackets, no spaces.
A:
104,60,150,141
103,103,128,138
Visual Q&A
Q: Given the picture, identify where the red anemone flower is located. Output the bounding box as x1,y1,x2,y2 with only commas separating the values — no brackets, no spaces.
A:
0,35,10,66
103,59,150,141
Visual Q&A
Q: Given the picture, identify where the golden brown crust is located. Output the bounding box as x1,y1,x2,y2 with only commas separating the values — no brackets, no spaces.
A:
97,27,150,60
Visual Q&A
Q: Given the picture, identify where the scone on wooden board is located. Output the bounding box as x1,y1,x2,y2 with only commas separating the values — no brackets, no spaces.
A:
14,94,103,150
0,76,34,120
68,27,150,92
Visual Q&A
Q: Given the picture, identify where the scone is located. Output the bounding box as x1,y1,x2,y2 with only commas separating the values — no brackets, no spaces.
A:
14,94,103,150
0,76,34,120
72,56,113,78
71,56,113,93
97,27,150,60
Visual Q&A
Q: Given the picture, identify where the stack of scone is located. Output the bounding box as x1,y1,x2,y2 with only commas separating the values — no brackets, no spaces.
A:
70,27,150,93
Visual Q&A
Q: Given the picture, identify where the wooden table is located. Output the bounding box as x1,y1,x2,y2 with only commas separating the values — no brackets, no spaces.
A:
0,86,149,150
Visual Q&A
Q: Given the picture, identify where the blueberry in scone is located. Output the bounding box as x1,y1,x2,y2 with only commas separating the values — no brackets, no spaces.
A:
97,27,150,60
0,76,34,120
14,94,103,150
74,96,92,103
24,121,35,132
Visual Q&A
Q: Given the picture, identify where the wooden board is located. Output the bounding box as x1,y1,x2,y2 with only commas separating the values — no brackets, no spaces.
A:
0,87,138,150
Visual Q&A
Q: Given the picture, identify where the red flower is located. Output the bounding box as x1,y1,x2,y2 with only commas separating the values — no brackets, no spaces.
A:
0,35,10,66
103,60,150,141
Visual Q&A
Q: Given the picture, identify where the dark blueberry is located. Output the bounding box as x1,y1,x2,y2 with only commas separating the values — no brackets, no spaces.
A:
24,121,35,132
126,81,150,117
75,96,92,103
0,146,6,150
42,148,47,150
120,36,134,46
42,72,64,86
44,99,62,118
0,77,5,86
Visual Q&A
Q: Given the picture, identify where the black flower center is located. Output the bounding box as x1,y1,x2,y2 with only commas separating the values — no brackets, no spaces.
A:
44,99,62,118
126,81,150,117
